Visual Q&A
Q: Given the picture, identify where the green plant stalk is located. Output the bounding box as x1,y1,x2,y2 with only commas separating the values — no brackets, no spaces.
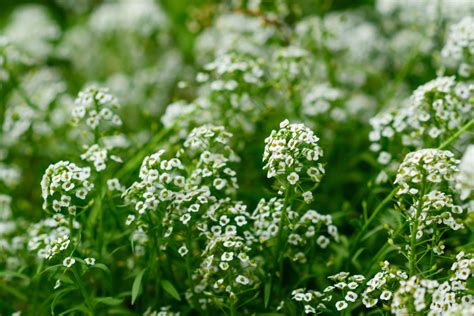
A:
275,187,291,287
71,266,94,315
409,179,426,276
146,210,162,301
438,119,474,150
115,127,172,180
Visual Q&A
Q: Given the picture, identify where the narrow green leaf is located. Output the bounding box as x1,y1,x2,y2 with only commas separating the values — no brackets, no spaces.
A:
90,263,111,274
59,303,89,315
264,277,272,309
161,279,181,301
131,269,146,305
94,296,123,306
51,287,76,315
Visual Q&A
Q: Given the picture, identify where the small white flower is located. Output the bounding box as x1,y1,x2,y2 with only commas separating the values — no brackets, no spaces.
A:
63,257,75,268
221,252,234,261
235,275,249,285
335,300,348,311
287,172,299,185
380,290,392,301
84,257,96,266
345,291,358,302
178,245,189,257
303,191,313,203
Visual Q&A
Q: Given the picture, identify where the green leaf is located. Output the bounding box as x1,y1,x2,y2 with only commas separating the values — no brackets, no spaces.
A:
131,269,146,305
264,277,272,309
51,287,76,315
161,279,181,301
90,263,111,274
94,296,124,306
59,304,89,315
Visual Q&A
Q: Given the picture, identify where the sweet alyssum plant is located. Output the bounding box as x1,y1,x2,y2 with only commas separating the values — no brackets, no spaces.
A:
0,1,473,315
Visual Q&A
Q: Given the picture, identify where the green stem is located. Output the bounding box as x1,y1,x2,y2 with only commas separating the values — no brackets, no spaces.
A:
115,127,172,180
409,180,426,276
72,266,94,314
438,119,474,150
348,188,396,263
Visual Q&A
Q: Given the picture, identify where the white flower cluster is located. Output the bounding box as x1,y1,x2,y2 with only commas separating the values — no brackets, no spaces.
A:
302,84,346,122
263,120,324,196
124,126,240,243
271,46,310,83
456,145,474,200
292,272,367,313
80,144,122,172
391,252,474,316
193,235,257,306
395,149,459,194
72,86,122,131
395,149,464,235
143,306,181,316
161,53,268,138
3,5,60,63
361,261,408,309
252,197,338,263
27,216,74,259
2,68,66,146
370,76,473,165
41,161,93,215
441,17,474,79
195,12,281,63
0,163,21,188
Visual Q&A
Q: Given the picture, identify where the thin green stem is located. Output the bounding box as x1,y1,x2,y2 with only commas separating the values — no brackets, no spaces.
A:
409,179,426,276
438,119,474,150
71,266,94,314
115,127,172,180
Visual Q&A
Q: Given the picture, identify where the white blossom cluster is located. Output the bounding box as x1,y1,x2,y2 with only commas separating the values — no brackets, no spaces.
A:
263,120,324,196
2,68,67,146
80,144,122,172
441,16,474,79
2,5,60,64
0,163,21,188
292,272,367,313
395,149,459,193
370,77,473,166
27,216,74,259
193,235,257,307
161,53,269,138
301,84,346,122
72,85,122,131
360,261,408,309
252,197,338,263
124,126,240,247
391,253,474,316
40,161,93,215
395,149,465,235
195,12,281,63
456,145,474,200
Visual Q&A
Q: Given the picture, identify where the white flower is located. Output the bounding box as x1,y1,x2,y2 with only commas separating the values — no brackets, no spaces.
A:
303,191,313,203
287,172,299,185
380,290,392,301
335,300,348,311
84,257,96,266
178,245,189,257
345,291,358,302
221,252,234,261
235,275,249,285
317,235,330,249
63,257,75,268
